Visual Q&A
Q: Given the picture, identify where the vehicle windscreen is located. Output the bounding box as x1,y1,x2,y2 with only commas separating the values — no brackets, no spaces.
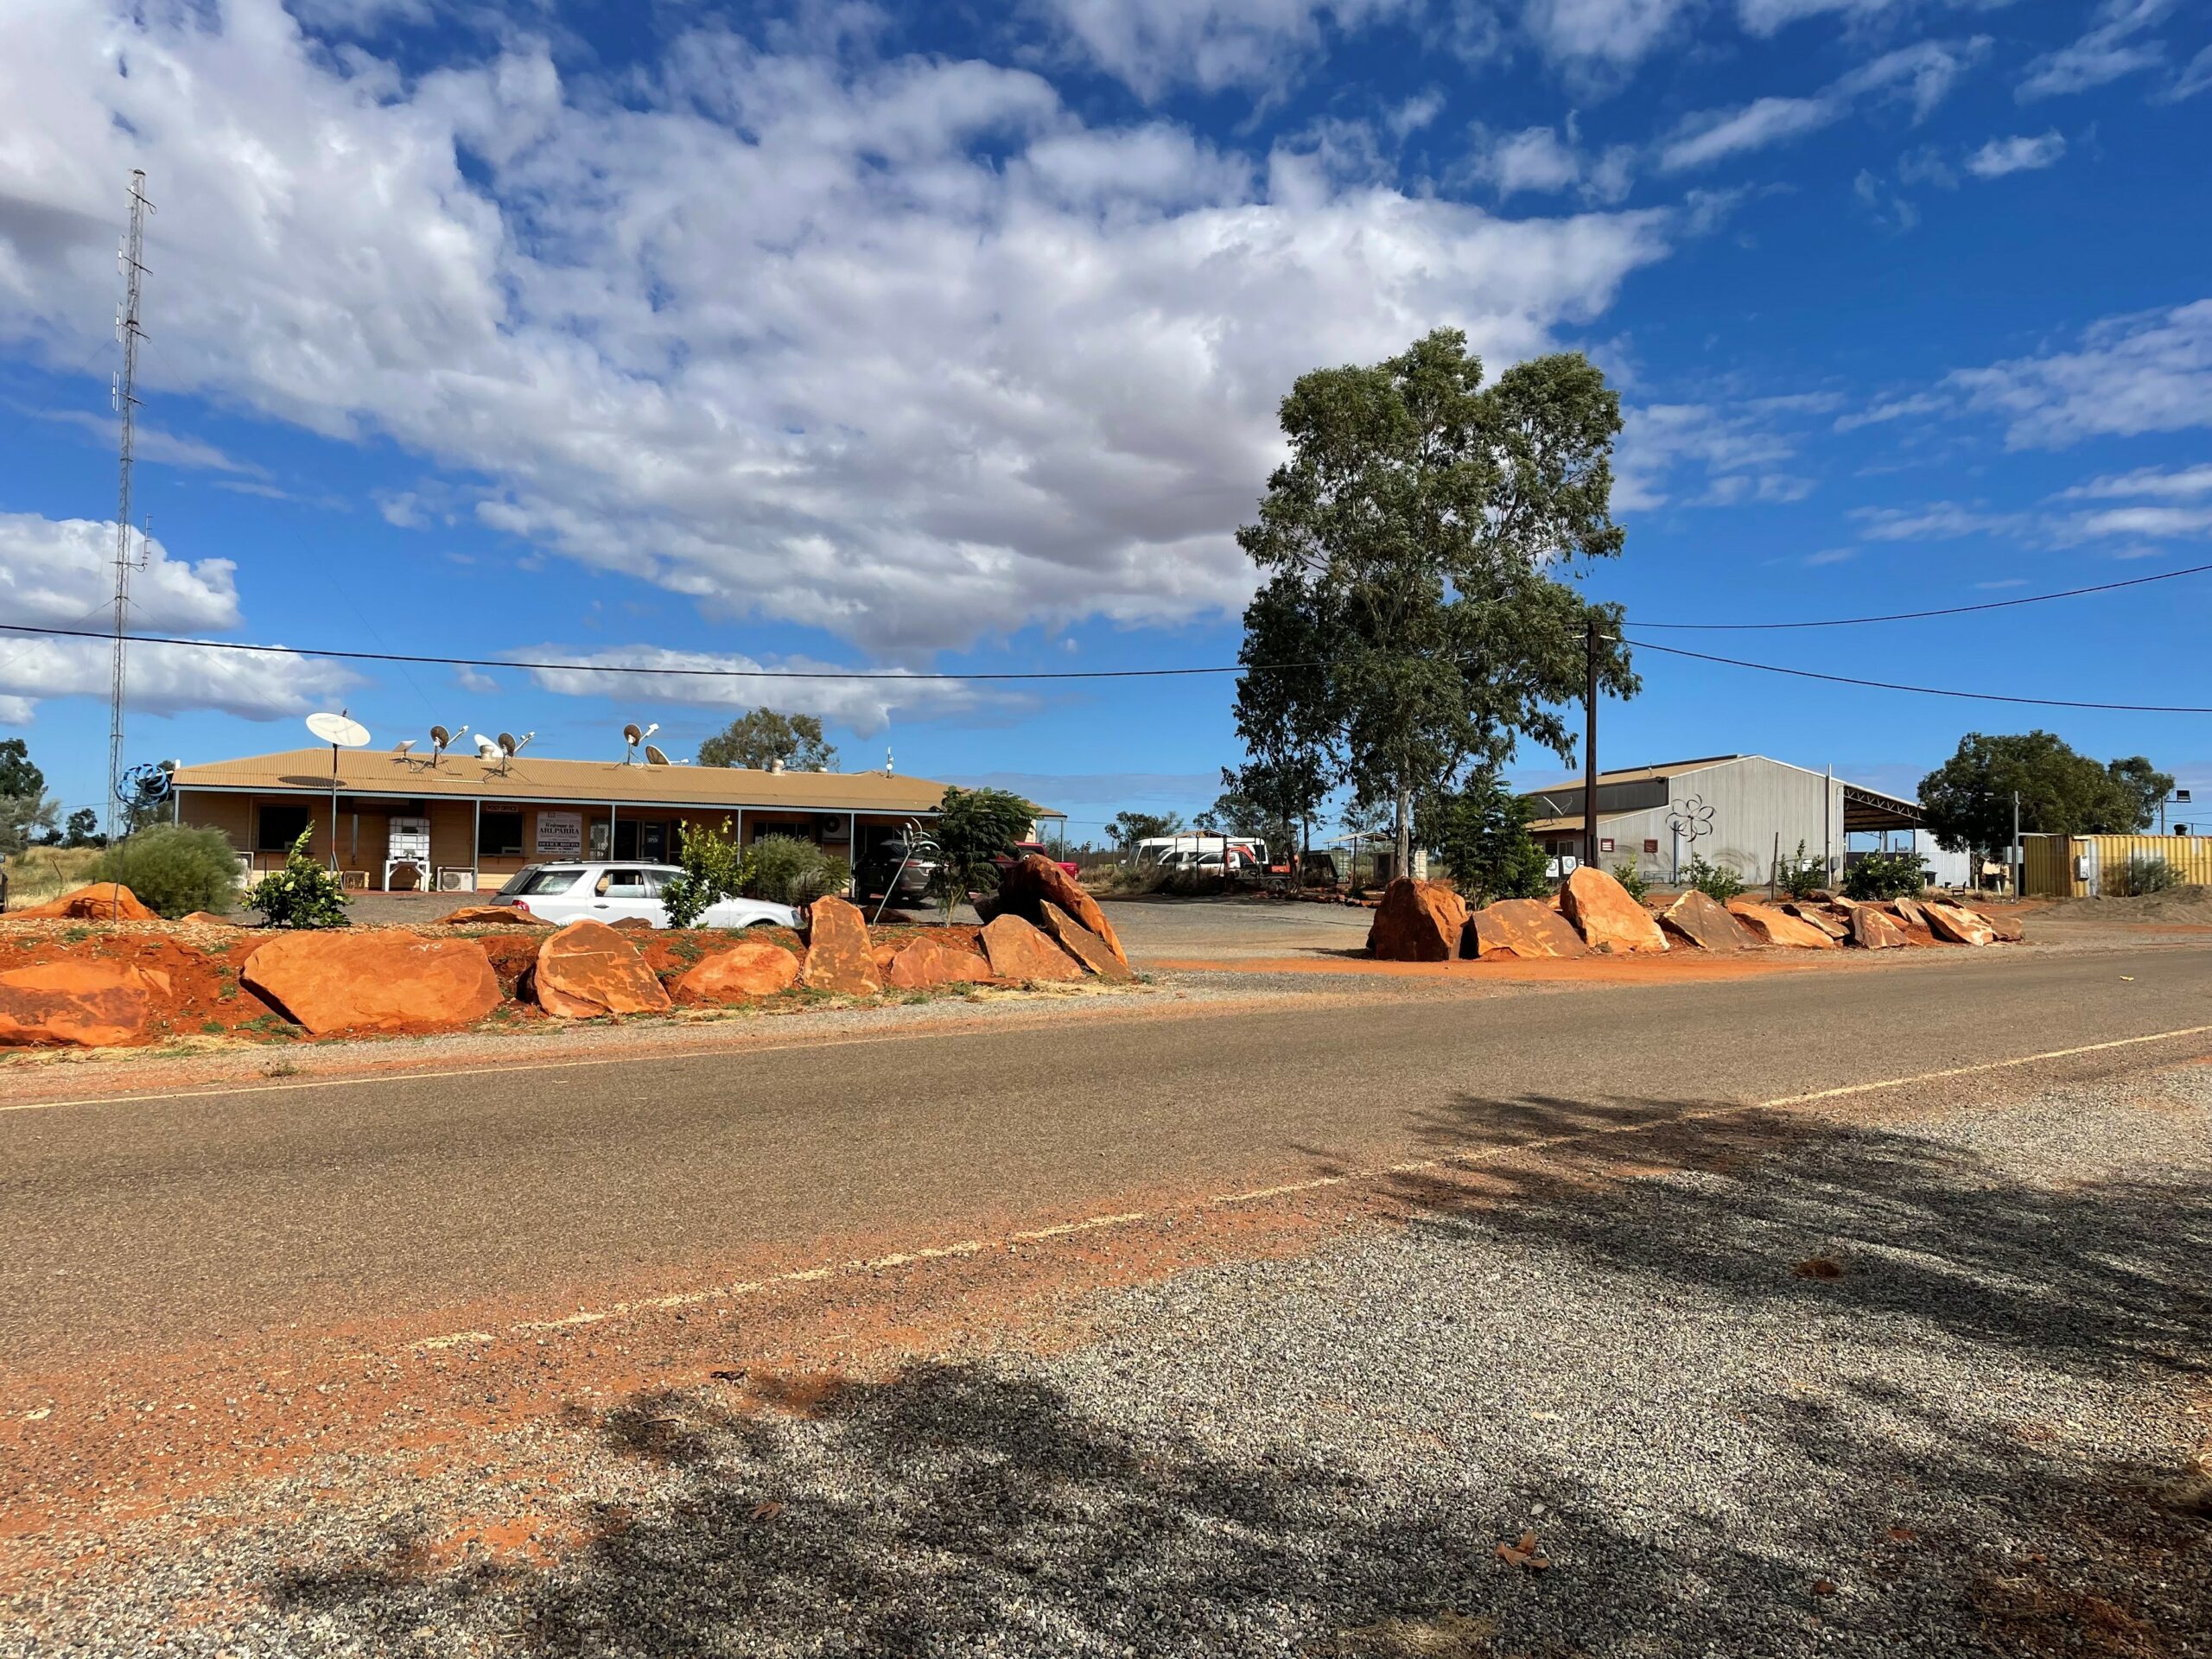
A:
515,868,583,895
494,866,541,896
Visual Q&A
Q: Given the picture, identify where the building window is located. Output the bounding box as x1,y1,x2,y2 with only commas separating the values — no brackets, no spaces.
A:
257,804,312,851
478,810,524,857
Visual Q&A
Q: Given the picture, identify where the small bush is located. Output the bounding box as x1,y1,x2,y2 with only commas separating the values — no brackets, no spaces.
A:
1610,855,1648,901
252,827,351,929
744,835,848,906
2115,854,2178,896
1776,840,1827,899
92,823,241,918
664,817,746,927
1842,849,1929,900
1679,854,1745,903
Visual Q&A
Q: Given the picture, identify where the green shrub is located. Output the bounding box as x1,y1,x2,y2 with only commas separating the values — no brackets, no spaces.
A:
663,817,747,927
1842,849,1929,900
1422,779,1550,905
252,827,350,929
2115,854,2178,896
931,785,1035,919
1776,840,1827,899
1679,854,1745,903
92,823,241,918
744,835,848,906
1610,855,1648,901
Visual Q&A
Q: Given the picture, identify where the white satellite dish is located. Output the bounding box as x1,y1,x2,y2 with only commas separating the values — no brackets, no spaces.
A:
307,711,370,748
644,744,671,766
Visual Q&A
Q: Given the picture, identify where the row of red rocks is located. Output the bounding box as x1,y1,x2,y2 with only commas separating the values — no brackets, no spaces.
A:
0,858,1132,1047
1370,868,2022,962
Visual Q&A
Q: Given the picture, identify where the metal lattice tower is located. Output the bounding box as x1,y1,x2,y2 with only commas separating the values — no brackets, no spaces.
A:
107,168,154,842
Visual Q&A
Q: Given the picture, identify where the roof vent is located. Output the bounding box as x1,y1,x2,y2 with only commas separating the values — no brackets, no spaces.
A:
768,757,785,773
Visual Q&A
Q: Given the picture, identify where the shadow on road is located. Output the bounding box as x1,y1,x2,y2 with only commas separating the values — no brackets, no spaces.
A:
265,1092,2212,1657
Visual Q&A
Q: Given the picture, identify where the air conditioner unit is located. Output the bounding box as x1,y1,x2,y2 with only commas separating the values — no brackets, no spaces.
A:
436,867,475,893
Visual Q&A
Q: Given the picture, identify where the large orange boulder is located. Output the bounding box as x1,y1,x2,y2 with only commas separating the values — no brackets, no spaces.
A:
676,939,802,1002
531,919,672,1017
243,932,502,1034
1039,900,1134,981
1657,890,1759,952
988,855,1128,966
980,913,1085,982
1367,879,1470,962
3,883,161,923
444,904,550,927
1980,908,2025,944
1726,899,1838,949
1561,868,1667,955
801,896,880,995
1849,906,1908,950
1781,901,1850,941
1923,902,1997,946
0,960,169,1047
886,937,995,989
1465,899,1591,960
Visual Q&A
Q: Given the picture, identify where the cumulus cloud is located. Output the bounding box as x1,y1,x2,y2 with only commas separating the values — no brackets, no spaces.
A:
1611,394,1834,510
0,634,359,721
2017,0,2170,100
0,512,241,630
518,646,1031,737
1658,38,1986,172
1946,299,2212,448
1034,0,1411,98
1461,118,1636,202
1965,130,2065,176
0,1,1673,660
1520,0,1694,74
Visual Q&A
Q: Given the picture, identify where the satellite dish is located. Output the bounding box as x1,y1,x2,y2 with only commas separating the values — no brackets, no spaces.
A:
645,744,670,766
430,724,451,750
498,732,518,755
307,711,371,748
395,740,415,756
623,722,643,747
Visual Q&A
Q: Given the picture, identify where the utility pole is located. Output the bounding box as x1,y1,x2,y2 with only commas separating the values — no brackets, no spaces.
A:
107,168,154,848
2012,790,2021,899
1582,617,1599,878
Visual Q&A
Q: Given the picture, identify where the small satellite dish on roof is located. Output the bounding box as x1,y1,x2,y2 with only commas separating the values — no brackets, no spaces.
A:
645,744,670,766
430,724,451,750
307,711,370,749
623,722,643,746
498,732,518,755
395,739,415,757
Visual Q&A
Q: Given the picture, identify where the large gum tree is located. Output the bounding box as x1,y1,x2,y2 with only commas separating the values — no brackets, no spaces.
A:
1232,328,1637,878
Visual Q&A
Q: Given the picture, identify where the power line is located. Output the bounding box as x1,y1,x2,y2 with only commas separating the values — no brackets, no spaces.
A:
1624,637,2212,714
1637,561,2212,631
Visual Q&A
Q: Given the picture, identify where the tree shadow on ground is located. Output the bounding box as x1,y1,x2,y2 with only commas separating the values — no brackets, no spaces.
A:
264,1093,2212,1657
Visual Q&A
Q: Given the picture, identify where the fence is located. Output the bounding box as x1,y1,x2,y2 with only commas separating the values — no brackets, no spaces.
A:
2021,834,2212,898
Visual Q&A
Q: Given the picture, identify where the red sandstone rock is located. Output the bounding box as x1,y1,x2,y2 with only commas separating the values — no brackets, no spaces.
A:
1561,868,1668,955
609,916,654,933
443,904,551,927
181,911,237,927
801,896,880,995
676,939,802,1001
1366,879,1471,962
1657,890,1759,952
886,937,995,989
3,883,161,923
0,960,168,1046
1726,899,1840,949
980,913,1085,982
1780,902,1850,940
532,919,672,1017
243,932,502,1034
1980,908,2025,943
1848,906,1907,950
1465,899,1591,960
990,855,1128,966
1891,897,1930,929
1923,902,1997,946
1039,900,1133,980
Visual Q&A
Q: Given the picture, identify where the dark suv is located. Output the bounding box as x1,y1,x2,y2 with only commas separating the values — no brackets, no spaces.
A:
856,838,939,904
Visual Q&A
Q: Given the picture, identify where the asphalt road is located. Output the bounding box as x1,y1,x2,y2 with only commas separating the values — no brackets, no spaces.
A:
6,943,2210,1368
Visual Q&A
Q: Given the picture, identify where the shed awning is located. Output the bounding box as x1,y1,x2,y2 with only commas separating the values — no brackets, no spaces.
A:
1841,784,1923,833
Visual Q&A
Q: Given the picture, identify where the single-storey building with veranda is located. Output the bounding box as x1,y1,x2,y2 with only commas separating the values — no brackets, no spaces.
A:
1519,753,1974,888
168,747,1061,893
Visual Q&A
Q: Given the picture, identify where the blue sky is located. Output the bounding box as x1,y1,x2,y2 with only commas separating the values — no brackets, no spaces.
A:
2,0,2208,841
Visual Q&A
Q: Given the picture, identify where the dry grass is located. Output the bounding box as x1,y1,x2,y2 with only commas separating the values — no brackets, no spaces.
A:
3,846,105,911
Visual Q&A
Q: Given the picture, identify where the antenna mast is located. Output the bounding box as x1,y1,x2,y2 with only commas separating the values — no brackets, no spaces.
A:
107,168,154,842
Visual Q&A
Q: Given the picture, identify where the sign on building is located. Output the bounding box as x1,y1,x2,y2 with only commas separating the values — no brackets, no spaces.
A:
535,810,583,857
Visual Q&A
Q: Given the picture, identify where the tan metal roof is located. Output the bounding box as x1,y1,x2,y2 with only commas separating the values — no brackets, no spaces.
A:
171,747,963,814
1517,755,1746,795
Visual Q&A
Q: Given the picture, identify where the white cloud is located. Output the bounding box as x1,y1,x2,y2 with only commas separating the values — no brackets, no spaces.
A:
2059,462,2212,499
1035,0,1410,98
1946,299,2212,448
1612,397,1827,510
1834,390,1948,430
1851,501,2026,539
0,2,1674,659
1964,130,2065,176
518,646,1029,737
0,512,240,630
2017,0,2171,100
35,410,266,475
0,634,359,721
2063,505,2212,540
2171,42,2212,101
1521,0,1694,73
1658,38,1986,172
1463,118,1636,202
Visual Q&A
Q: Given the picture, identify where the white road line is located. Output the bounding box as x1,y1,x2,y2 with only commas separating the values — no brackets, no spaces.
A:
402,1021,2212,1355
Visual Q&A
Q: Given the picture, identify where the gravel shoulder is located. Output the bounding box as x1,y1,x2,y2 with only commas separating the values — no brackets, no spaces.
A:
8,1054,2208,1656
